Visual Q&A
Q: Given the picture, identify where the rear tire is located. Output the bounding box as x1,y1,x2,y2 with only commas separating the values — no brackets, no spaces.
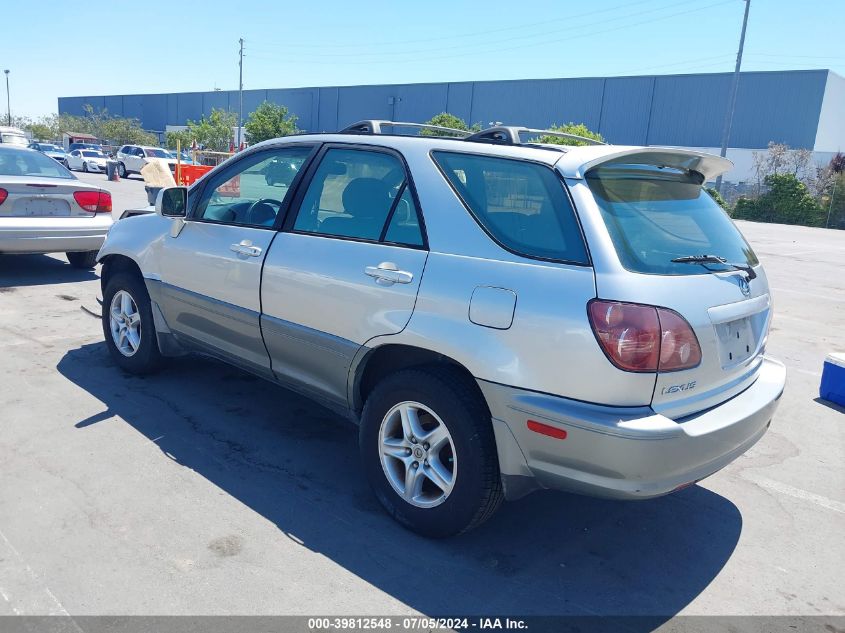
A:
66,250,97,269
360,366,503,538
101,272,164,375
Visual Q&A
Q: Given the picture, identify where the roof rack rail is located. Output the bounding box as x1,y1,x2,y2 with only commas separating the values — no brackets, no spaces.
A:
340,120,470,137
466,126,607,146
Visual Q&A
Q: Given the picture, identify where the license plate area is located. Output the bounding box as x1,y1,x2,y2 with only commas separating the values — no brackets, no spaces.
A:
715,316,756,368
15,198,71,217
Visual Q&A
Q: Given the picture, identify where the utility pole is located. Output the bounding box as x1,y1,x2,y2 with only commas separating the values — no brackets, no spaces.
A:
237,38,244,151
715,0,751,194
4,70,10,126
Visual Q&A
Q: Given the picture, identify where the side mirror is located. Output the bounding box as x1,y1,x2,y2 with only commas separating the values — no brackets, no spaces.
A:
156,186,188,217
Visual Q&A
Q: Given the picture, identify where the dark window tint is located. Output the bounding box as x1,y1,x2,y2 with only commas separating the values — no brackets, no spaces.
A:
294,148,422,246
585,164,758,275
384,185,423,246
433,151,588,264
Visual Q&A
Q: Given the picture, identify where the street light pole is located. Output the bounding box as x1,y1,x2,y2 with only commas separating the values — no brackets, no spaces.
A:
4,70,10,126
237,38,244,151
715,0,751,194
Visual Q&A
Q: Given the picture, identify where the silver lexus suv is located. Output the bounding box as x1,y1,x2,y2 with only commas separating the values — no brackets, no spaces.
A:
97,121,786,537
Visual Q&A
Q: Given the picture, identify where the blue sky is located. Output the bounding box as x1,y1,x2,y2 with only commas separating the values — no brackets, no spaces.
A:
2,0,844,117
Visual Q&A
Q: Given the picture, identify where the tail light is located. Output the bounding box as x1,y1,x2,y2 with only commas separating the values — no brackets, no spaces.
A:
73,190,112,213
0,188,7,206
588,300,701,372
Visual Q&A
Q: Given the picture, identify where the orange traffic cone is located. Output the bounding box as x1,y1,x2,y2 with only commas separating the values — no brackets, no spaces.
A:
110,163,120,182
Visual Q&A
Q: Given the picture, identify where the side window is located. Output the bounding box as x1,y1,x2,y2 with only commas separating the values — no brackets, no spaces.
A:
195,146,312,227
383,185,423,246
432,151,589,264
292,147,424,246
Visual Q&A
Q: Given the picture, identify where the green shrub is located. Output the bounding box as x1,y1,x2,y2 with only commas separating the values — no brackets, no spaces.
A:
705,187,730,213
531,122,604,146
733,173,826,227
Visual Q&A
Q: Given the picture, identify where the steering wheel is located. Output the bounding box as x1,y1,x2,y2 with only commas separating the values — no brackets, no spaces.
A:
245,198,284,225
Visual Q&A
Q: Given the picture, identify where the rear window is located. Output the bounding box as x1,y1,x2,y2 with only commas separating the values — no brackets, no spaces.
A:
586,164,758,275
0,148,73,179
432,151,588,264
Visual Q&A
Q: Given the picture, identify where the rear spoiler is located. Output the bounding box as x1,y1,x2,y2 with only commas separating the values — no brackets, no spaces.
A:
555,147,733,182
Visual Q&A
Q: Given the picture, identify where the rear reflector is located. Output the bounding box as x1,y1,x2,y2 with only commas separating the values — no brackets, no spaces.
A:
0,188,6,206
73,190,112,213
527,420,568,440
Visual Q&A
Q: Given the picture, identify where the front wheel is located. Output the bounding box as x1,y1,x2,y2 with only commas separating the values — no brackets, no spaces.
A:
101,272,164,374
360,366,503,538
66,250,97,269
118,162,127,178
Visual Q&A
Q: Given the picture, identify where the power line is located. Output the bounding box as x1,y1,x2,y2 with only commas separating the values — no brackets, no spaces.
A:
250,0,688,58
250,0,658,51
247,0,735,67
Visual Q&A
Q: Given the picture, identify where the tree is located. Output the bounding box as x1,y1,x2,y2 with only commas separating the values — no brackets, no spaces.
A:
531,122,604,146
165,108,237,152
733,173,826,227
165,129,193,151
822,153,845,230
184,108,237,152
420,113,480,137
244,101,298,145
25,116,58,141
47,106,156,145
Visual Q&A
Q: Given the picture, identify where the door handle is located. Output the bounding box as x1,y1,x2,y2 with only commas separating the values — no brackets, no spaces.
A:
364,262,414,285
230,240,262,257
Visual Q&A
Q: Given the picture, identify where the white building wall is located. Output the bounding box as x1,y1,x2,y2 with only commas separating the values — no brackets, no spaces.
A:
814,71,845,153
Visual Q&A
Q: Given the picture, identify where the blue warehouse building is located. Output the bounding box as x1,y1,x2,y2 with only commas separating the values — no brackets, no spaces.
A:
59,68,844,181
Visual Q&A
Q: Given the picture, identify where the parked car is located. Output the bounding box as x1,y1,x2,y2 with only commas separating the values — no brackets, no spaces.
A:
97,122,786,537
0,126,29,147
29,142,69,166
167,150,194,165
67,148,109,173
67,142,104,153
0,145,112,268
115,145,177,178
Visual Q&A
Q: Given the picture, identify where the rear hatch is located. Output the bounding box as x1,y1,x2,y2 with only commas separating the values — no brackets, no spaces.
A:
582,160,771,419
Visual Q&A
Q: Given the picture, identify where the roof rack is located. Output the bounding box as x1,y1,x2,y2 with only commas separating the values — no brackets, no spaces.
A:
338,120,608,147
466,126,606,146
340,120,470,137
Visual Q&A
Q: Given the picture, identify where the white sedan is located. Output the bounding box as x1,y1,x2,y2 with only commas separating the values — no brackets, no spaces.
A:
0,145,113,268
67,149,109,173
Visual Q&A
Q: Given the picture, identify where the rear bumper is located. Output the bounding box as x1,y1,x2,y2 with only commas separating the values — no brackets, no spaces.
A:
0,216,112,253
479,356,786,500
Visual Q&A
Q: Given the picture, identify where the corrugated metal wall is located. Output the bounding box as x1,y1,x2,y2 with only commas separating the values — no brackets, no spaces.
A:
58,69,832,150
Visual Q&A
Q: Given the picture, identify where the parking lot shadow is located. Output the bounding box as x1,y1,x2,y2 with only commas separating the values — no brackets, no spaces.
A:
0,254,98,287
58,342,743,623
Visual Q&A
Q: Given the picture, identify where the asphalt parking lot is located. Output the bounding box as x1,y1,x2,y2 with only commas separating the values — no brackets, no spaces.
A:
0,174,842,620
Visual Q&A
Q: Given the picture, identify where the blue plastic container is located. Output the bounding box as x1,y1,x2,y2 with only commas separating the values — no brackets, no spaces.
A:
820,353,845,406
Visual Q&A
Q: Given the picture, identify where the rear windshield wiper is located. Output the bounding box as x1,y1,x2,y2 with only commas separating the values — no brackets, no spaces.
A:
670,254,757,280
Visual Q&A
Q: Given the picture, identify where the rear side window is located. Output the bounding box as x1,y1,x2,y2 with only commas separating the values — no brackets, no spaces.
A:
586,164,758,275
293,147,425,246
432,151,588,264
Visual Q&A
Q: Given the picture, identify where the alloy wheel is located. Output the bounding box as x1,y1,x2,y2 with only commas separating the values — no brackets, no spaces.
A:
109,290,141,357
378,401,457,508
